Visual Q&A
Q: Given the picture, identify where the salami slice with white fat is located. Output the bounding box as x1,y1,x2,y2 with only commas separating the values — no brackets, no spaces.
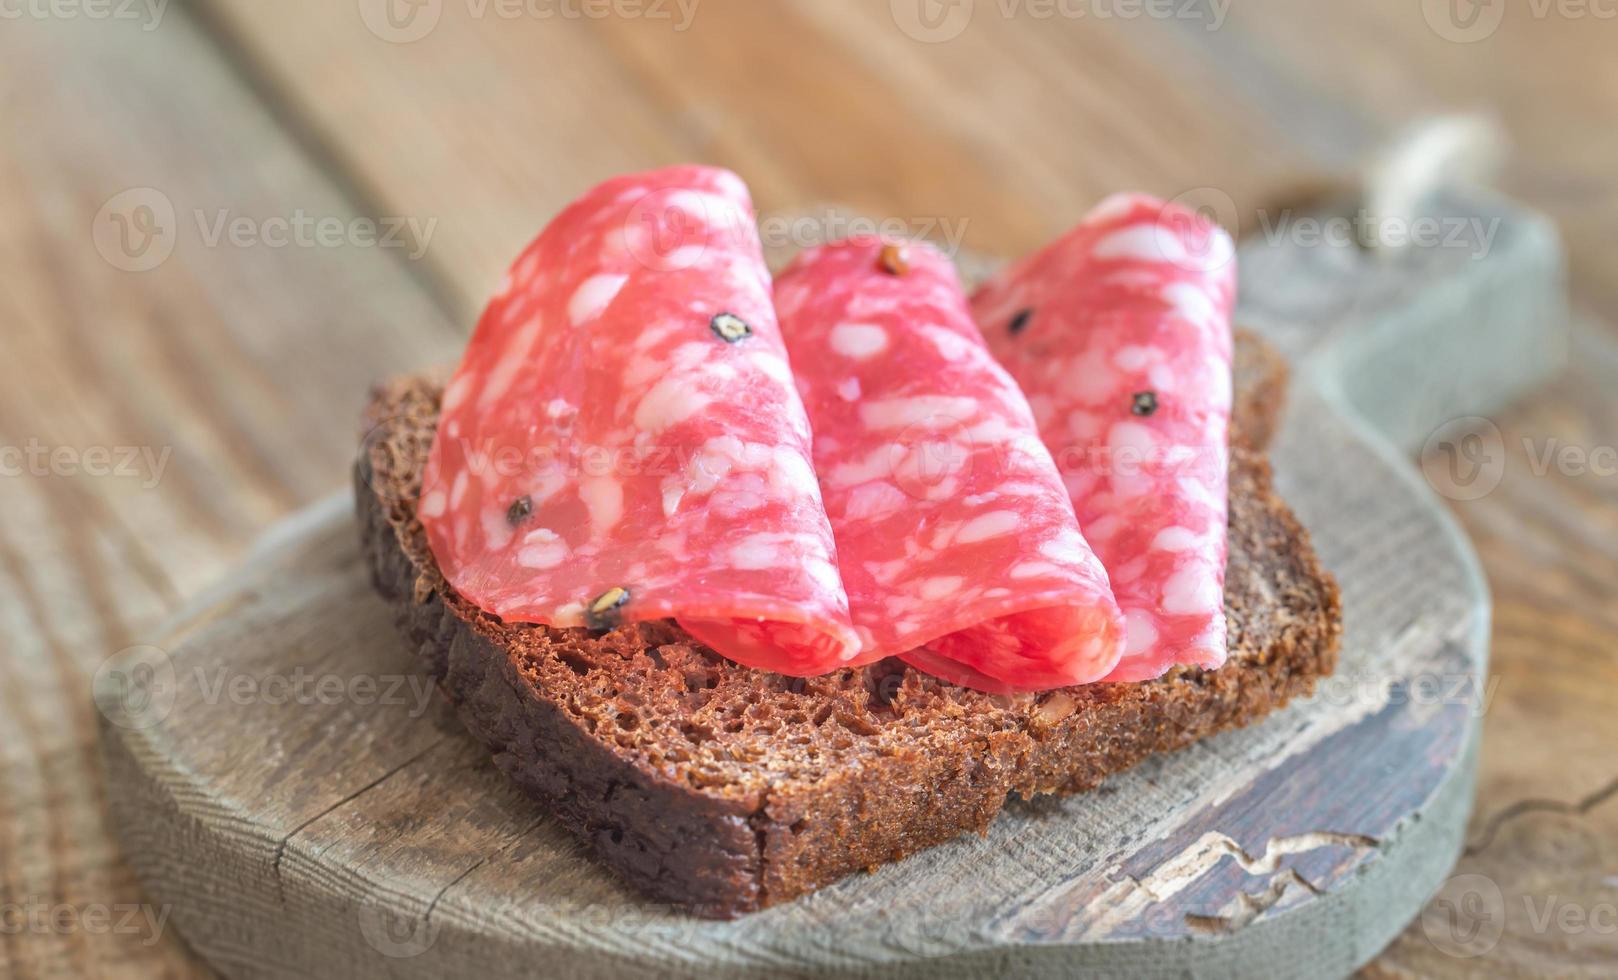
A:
775,238,1125,691
973,194,1236,682
418,165,861,675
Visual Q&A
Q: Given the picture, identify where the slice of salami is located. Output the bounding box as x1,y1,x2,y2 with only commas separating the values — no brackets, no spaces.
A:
775,238,1125,691
973,194,1236,682
418,165,861,676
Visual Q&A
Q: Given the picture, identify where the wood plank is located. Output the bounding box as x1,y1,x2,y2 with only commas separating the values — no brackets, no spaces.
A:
1367,327,1618,975
192,0,1308,319
0,7,461,977
1194,0,1618,327
0,14,462,596
184,0,1618,328
185,0,702,320
0,479,181,980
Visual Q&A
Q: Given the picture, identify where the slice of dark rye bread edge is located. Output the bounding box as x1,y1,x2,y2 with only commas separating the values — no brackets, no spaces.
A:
353,331,1340,919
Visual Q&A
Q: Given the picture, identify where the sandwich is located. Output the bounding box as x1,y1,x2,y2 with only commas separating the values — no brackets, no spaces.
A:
354,166,1341,918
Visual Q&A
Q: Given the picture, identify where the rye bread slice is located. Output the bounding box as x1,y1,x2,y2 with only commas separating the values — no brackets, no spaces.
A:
354,331,1341,919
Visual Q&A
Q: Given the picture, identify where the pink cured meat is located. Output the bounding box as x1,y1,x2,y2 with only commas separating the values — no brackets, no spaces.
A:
972,194,1236,682
775,238,1126,691
418,166,861,676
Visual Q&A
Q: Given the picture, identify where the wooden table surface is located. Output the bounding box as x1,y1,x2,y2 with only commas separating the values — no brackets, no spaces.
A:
1,2,1613,976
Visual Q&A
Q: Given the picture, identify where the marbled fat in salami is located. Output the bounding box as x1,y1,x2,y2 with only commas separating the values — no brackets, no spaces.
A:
775,238,1125,691
418,166,861,675
973,194,1236,682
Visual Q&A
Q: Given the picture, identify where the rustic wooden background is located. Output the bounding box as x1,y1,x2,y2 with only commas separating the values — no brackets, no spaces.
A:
1,1,1614,976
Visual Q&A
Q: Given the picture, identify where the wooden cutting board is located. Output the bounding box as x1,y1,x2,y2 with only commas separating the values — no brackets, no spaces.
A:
96,191,1563,979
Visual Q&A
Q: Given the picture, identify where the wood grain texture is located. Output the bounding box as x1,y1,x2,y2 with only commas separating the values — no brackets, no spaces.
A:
0,7,457,979
189,0,1306,322
1364,326,1618,976
2,0,1615,976
1196,0,1618,329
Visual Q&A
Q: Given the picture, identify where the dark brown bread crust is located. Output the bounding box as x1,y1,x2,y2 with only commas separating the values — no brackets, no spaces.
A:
354,333,1339,918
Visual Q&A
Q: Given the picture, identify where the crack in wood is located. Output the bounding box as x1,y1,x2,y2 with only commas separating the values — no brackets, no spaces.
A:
1123,829,1379,933
270,737,448,904
425,816,549,924
1183,868,1323,934
1126,829,1380,903
1465,773,1618,857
